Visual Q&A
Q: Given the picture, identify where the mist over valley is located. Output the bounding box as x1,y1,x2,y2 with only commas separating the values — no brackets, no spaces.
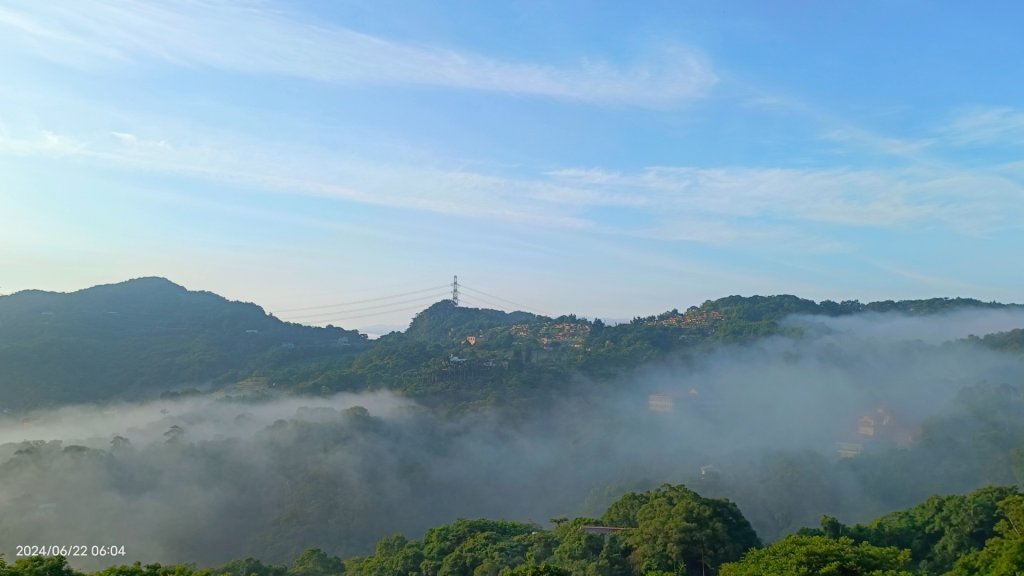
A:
2,280,1023,572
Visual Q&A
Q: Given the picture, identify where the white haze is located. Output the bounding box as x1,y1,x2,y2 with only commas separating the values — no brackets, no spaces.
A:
0,391,416,447
784,307,1024,345
0,310,1022,568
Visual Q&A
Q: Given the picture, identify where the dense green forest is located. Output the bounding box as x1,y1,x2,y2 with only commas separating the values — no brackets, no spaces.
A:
1,278,1021,411
3,483,1022,576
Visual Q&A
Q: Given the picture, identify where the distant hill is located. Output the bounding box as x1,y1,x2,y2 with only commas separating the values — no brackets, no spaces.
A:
971,327,1024,352
0,278,365,410
404,300,543,343
1,278,1021,411
682,294,1022,340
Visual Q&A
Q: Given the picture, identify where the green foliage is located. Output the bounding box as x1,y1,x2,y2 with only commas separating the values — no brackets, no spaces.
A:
345,535,423,576
947,495,1024,576
7,557,82,576
970,328,1024,353
404,301,541,344
424,520,539,576
718,535,914,576
602,485,760,576
797,486,1024,575
346,520,546,576
506,566,570,576
856,486,1019,574
550,518,628,576
602,492,651,529
290,549,344,576
93,564,211,576
347,486,756,576
213,558,288,576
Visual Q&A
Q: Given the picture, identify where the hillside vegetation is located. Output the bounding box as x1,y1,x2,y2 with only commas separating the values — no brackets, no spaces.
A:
0,278,365,409
1,278,1019,411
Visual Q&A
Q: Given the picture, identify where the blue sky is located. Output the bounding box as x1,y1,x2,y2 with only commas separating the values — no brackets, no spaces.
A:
2,1,1023,332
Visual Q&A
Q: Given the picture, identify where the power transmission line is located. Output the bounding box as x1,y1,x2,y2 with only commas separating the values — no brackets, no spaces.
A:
459,293,547,317
298,302,440,323
459,284,549,316
279,292,450,321
274,276,547,326
274,283,450,313
458,293,516,311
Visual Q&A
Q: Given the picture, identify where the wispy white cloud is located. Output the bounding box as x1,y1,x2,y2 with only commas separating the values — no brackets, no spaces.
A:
0,1,716,107
820,128,934,159
1,126,598,230
0,129,84,156
111,131,171,150
547,165,1024,235
942,106,1024,146
5,121,1022,250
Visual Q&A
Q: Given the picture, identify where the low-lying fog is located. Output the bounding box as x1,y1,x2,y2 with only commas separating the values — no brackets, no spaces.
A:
2,309,1023,568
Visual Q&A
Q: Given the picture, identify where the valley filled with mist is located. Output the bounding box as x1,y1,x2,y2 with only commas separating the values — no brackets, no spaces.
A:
2,279,1024,575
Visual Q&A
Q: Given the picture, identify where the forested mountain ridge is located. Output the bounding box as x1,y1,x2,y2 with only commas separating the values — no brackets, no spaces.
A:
1,277,1021,411
0,278,365,410
236,292,1024,413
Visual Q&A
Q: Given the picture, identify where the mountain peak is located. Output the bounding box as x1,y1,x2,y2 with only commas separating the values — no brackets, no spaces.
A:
94,276,187,293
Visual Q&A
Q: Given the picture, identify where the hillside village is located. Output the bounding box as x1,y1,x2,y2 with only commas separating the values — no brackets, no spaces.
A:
2,278,1022,413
